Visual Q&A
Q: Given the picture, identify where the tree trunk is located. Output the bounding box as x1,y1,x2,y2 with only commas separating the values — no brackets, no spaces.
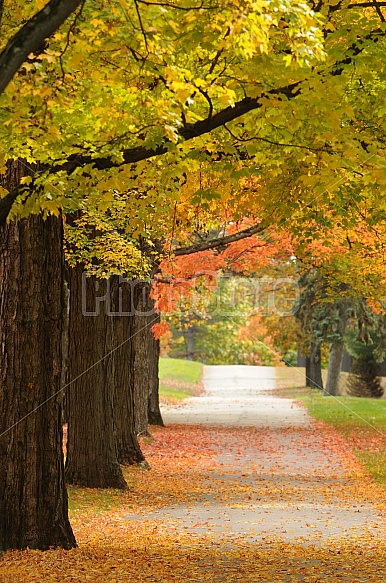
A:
147,312,164,427
324,303,348,397
62,277,70,425
132,280,160,435
65,267,127,489
305,355,311,387
325,340,344,396
309,342,323,390
0,196,76,549
184,325,195,361
113,277,145,465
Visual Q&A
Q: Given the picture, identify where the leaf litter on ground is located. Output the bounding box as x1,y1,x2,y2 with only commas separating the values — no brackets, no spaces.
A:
1,419,386,583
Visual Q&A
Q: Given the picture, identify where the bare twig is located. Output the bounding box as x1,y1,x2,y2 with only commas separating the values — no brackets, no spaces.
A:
59,0,86,80
223,123,333,154
134,0,149,54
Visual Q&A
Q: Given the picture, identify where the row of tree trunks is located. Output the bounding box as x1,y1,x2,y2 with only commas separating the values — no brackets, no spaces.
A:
65,272,162,489
133,281,163,433
0,177,163,546
0,188,76,549
305,339,346,397
113,278,146,466
65,267,127,489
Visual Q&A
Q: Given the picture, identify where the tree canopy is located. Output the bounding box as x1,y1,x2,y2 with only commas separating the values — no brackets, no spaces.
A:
0,0,385,295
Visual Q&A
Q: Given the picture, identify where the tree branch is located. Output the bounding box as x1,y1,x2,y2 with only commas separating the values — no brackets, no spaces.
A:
154,270,217,283
136,0,216,10
172,223,267,257
0,80,299,226
348,1,386,6
52,81,301,174
0,0,84,95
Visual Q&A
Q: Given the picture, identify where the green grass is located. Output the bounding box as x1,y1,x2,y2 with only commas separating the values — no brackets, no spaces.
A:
158,357,203,401
304,391,386,487
301,391,386,429
278,378,386,487
158,387,193,400
159,357,203,384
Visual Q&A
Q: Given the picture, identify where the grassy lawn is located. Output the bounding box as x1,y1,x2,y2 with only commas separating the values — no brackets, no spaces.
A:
276,367,386,487
159,357,203,403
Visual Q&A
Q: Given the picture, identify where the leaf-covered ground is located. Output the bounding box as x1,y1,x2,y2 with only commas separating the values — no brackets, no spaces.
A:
2,423,386,582
2,367,386,582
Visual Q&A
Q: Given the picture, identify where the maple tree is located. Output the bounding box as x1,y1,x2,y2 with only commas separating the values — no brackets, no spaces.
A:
292,212,386,394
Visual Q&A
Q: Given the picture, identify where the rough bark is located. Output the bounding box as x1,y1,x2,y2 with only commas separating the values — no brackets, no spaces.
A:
132,281,164,434
65,267,127,489
113,278,145,465
147,312,164,427
61,278,70,425
0,175,76,549
132,282,152,435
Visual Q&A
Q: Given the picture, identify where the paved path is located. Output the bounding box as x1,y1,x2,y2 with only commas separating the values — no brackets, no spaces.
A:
158,365,386,543
162,365,305,427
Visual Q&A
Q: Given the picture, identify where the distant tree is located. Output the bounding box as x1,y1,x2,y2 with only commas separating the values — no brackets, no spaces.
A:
346,325,386,398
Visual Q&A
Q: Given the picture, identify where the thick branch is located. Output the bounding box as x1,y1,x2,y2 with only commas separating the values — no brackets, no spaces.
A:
172,223,266,257
53,82,301,174
0,81,309,226
0,0,84,95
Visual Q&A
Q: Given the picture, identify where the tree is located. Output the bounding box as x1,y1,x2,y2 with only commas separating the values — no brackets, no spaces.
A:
293,207,386,395
0,164,75,551
346,314,386,398
132,280,162,434
0,0,326,226
113,282,148,464
65,269,128,489
64,213,150,484
153,223,296,365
